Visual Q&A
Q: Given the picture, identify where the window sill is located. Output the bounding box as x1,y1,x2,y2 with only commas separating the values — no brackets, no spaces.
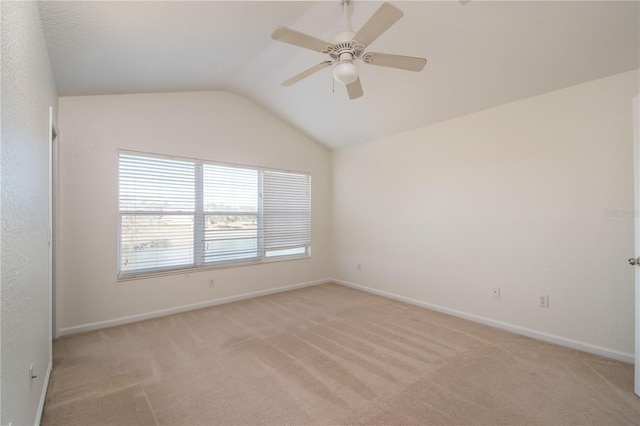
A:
117,255,311,282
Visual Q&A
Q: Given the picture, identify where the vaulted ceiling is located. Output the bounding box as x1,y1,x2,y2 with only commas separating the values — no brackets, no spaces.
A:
37,1,639,150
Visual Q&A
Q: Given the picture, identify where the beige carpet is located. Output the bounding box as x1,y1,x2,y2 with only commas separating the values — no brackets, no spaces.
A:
42,283,639,425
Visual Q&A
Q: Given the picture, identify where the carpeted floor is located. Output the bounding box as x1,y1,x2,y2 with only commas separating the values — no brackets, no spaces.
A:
42,283,639,425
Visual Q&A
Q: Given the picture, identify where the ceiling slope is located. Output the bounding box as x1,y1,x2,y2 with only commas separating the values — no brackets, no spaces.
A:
38,1,640,150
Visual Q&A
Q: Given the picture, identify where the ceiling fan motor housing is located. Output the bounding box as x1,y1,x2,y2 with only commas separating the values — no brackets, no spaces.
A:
325,31,364,62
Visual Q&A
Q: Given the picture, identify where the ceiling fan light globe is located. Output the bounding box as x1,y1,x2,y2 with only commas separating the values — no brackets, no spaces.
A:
333,62,358,85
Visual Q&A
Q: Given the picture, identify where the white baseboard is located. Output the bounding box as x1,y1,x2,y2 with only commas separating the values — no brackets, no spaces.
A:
333,279,634,364
57,277,634,364
59,279,329,336
35,361,52,426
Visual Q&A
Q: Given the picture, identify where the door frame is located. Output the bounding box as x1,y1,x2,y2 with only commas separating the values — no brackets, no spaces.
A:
49,106,59,341
633,94,639,397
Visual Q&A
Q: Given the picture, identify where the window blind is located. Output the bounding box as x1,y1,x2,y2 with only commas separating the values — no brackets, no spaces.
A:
118,152,311,279
119,154,196,275
263,171,311,258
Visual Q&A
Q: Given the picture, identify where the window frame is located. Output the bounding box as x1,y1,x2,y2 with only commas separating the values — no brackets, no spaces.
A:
117,150,311,280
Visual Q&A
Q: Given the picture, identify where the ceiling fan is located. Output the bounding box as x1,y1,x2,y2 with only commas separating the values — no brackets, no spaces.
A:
271,0,427,100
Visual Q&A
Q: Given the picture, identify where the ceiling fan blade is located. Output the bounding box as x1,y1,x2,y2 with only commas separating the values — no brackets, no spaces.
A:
365,52,427,72
346,77,363,100
352,3,403,49
282,61,332,86
271,26,331,53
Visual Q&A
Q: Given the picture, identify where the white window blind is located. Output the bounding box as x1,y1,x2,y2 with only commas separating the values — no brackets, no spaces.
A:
263,171,311,258
119,154,196,275
118,152,311,279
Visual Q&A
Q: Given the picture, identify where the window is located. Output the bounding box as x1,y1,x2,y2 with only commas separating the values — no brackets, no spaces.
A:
118,152,311,279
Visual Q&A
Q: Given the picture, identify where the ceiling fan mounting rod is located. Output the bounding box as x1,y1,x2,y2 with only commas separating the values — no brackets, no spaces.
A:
341,0,352,32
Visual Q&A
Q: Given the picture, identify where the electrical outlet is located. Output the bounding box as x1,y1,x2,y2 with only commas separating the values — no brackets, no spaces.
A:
492,287,501,299
208,279,215,288
538,295,549,308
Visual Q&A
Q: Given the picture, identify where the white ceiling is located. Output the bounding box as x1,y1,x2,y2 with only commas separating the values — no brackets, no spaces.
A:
37,1,639,150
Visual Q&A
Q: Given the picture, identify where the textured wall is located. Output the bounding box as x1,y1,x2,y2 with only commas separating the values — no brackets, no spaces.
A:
1,1,58,424
57,91,331,331
332,70,639,359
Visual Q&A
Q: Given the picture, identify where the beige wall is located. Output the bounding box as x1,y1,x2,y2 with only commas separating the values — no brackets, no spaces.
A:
57,91,331,332
57,71,639,361
332,70,639,360
1,1,58,424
